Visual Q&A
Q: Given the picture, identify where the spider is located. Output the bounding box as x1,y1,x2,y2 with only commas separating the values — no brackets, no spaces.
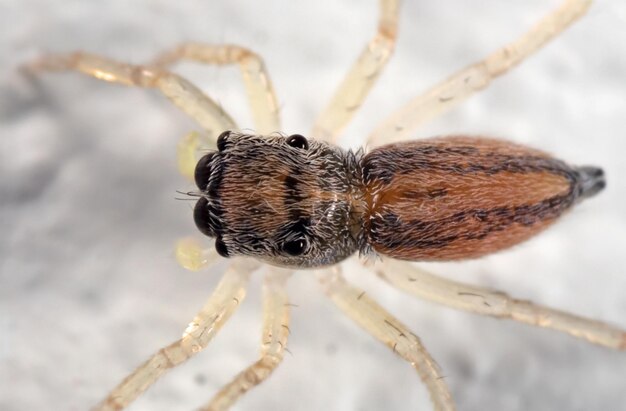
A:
10,0,626,410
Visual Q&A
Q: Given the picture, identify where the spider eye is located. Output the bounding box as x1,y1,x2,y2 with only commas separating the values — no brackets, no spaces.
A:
282,238,308,256
286,134,309,150
215,238,229,258
193,197,215,237
217,130,231,152
194,152,215,191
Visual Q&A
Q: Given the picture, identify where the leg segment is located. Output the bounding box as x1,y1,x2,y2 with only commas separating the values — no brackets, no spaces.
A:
317,267,455,411
92,259,259,411
202,268,291,411
27,52,237,141
311,0,400,142
367,0,592,147
369,259,626,350
151,43,280,135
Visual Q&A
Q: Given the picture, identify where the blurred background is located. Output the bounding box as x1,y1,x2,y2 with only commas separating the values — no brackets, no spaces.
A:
2,1,626,410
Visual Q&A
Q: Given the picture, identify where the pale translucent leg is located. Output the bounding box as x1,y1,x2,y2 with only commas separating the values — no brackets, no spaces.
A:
311,0,400,142
202,267,291,411
151,43,280,135
92,259,259,411
367,0,592,147
368,259,626,350
27,52,237,141
317,267,455,411
150,44,279,179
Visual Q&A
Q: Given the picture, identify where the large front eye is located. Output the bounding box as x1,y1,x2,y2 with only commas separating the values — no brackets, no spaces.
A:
286,134,309,150
193,197,215,237
282,237,309,256
194,152,215,191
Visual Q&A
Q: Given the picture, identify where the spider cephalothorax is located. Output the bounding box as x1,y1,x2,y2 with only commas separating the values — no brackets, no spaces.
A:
193,131,365,268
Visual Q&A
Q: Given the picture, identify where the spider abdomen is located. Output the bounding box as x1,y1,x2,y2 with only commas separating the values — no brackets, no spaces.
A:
361,136,605,260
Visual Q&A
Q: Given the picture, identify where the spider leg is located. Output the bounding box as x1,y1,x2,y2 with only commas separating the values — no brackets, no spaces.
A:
311,0,400,142
25,52,237,140
201,268,291,411
317,267,455,411
151,43,280,135
92,259,259,411
149,44,279,179
368,259,626,350
367,0,592,147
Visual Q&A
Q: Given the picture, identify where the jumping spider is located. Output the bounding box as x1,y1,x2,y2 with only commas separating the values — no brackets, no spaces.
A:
19,0,625,410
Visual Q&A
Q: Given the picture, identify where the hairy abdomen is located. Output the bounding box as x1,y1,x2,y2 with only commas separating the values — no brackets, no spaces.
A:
361,136,604,261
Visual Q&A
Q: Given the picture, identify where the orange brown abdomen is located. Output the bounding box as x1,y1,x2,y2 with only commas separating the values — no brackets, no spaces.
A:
361,136,604,261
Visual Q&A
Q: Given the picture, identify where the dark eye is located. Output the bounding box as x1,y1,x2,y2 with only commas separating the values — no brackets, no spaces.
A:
215,238,229,258
217,130,231,152
194,152,215,191
286,134,309,150
193,197,215,237
282,238,308,256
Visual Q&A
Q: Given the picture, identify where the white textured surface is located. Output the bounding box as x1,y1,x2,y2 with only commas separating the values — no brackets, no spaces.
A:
2,1,626,410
